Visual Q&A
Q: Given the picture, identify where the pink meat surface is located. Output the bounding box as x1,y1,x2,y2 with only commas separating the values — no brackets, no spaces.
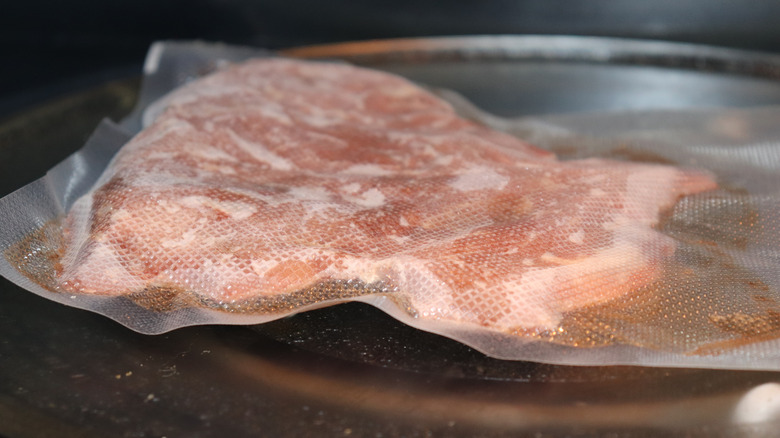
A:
57,58,716,331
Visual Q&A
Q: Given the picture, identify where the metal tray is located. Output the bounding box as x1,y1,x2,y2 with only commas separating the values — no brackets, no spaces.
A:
2,36,780,437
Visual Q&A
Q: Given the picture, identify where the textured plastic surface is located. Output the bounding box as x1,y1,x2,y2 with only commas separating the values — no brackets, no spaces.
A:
2,41,780,369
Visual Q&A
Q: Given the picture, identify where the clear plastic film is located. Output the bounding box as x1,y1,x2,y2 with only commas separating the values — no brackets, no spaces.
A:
2,41,780,369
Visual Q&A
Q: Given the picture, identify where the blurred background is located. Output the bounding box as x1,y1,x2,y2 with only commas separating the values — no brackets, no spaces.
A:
2,0,780,118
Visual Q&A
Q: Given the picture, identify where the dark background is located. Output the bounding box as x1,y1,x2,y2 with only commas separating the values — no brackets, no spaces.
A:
2,0,780,118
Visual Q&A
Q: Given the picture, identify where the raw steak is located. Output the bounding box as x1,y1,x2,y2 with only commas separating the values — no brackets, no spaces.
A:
56,58,716,331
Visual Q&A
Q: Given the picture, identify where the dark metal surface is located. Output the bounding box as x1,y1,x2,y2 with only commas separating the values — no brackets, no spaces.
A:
3,37,780,437
283,36,780,117
4,1,780,119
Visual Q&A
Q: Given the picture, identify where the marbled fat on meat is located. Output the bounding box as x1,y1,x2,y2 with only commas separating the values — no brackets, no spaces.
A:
57,58,716,331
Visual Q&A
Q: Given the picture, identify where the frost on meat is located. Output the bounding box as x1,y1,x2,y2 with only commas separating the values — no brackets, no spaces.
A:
56,58,716,331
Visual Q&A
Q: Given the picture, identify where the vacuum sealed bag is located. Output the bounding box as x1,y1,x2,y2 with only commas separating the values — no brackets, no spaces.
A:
2,41,780,369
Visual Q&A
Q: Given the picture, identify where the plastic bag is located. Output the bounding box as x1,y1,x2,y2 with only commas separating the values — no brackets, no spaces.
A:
2,41,780,370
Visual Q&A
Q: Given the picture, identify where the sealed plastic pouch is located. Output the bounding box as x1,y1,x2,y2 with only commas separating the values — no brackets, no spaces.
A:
2,41,780,370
